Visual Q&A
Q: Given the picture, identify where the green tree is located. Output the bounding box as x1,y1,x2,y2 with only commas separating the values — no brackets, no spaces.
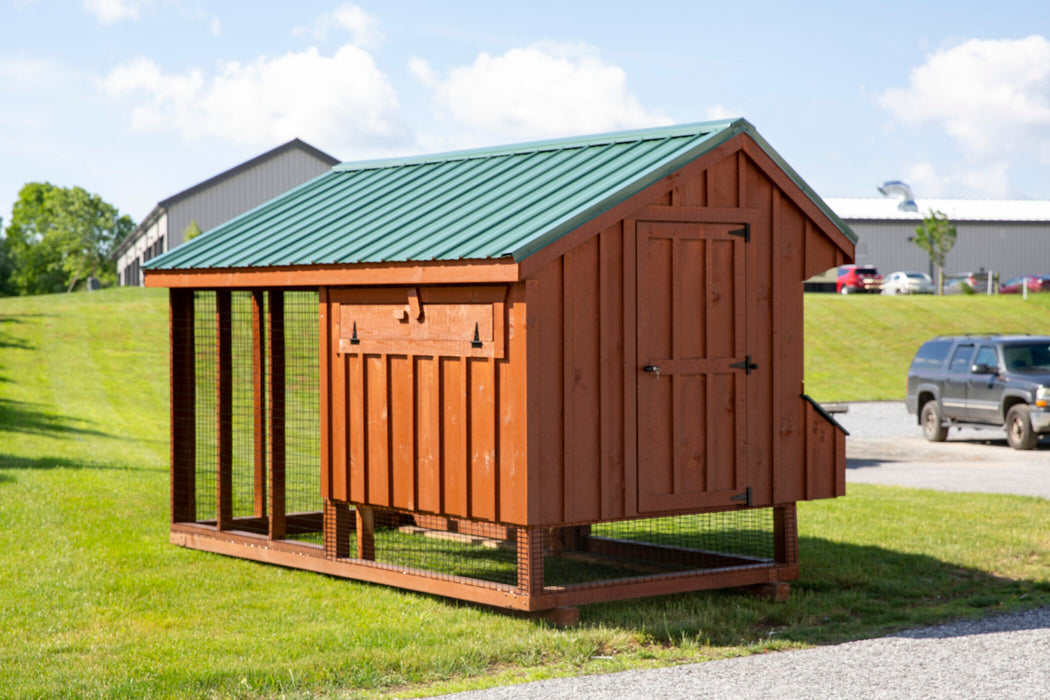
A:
0,218,18,297
3,183,135,295
913,209,957,294
183,220,203,242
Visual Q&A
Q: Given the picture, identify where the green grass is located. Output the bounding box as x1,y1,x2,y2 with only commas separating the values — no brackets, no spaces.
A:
2,289,1050,698
804,292,1050,401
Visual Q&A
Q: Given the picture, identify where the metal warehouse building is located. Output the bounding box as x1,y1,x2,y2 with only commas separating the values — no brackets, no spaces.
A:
824,198,1050,283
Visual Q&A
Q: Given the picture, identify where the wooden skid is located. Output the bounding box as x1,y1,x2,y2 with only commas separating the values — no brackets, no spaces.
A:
170,522,796,613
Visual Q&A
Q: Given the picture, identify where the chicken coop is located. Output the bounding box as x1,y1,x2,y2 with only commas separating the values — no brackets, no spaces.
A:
145,119,854,622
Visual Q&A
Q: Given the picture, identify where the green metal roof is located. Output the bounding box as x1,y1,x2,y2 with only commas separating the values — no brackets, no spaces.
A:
145,119,854,271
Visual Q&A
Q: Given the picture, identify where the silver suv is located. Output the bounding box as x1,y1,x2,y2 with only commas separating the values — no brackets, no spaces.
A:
906,335,1050,449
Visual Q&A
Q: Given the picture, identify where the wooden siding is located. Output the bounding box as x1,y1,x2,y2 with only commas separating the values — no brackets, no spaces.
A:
322,284,529,524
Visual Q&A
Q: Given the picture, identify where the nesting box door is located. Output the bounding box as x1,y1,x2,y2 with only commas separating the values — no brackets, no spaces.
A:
636,220,750,514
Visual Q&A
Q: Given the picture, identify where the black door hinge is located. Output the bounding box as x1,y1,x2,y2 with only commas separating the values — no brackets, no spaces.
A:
731,487,752,506
729,224,750,242
730,355,758,374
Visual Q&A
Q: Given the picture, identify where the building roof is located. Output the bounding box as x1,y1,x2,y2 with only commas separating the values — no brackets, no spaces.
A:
114,138,339,259
827,197,1050,223
146,119,854,271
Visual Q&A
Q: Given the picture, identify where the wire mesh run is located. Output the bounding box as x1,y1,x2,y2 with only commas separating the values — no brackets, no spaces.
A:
323,505,781,592
171,289,322,539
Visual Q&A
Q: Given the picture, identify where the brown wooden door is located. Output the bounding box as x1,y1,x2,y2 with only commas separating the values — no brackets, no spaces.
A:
636,220,749,514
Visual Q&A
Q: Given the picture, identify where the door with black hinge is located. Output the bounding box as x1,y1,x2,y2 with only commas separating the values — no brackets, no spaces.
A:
636,219,750,514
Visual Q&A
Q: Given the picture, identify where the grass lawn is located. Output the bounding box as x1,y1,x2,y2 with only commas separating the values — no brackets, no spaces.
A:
1,289,1049,699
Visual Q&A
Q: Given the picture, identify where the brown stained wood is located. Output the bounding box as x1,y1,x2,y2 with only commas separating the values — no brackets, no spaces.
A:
170,289,196,523
347,353,365,503
415,356,442,513
562,236,601,523
251,290,267,518
527,260,565,524
706,155,739,208
215,289,233,531
268,291,287,539
319,288,332,501
390,355,416,511
470,357,497,521
442,357,469,517
356,505,375,560
773,504,799,566
145,259,521,289
598,224,625,520
622,219,638,518
366,355,390,507
516,527,544,593
323,499,351,559
498,284,528,524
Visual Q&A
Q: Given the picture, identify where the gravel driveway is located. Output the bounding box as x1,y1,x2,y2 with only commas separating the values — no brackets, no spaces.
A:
428,402,1050,700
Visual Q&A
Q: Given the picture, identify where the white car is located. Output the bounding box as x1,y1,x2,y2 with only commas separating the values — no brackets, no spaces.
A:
881,270,934,295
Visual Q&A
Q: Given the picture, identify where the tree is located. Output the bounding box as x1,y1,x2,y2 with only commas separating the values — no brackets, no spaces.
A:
183,220,203,242
913,210,957,295
0,217,17,297
3,183,135,295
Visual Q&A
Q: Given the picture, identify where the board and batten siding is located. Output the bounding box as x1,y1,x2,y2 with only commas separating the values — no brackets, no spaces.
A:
319,136,846,528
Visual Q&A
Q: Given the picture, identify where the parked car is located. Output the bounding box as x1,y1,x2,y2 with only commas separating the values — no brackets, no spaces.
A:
999,275,1050,294
906,334,1050,449
944,271,991,294
881,270,933,295
836,265,882,294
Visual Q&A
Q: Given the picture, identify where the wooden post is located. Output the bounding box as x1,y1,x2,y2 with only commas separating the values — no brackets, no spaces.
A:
323,499,351,559
251,289,267,519
267,291,286,540
170,289,196,523
773,504,798,565
355,506,375,561
216,289,233,531
516,527,545,594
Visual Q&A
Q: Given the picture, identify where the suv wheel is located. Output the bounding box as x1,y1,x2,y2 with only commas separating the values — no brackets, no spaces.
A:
921,401,948,442
1006,405,1038,450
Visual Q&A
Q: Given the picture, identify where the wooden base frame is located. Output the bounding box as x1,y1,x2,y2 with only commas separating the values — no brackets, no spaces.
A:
170,503,800,620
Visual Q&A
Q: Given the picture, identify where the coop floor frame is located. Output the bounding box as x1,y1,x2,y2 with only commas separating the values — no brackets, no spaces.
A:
170,503,800,613
167,287,800,616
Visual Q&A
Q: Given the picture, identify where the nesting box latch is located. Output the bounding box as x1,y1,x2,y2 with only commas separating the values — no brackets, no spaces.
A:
471,322,483,348
350,322,360,345
730,487,752,506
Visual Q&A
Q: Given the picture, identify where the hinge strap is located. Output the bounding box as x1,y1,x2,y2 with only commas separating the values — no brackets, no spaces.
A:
730,355,758,374
729,223,750,242
731,487,752,506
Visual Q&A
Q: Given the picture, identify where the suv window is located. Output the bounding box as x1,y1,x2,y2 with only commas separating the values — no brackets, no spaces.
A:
1003,342,1050,371
974,345,997,371
948,344,975,374
910,340,952,372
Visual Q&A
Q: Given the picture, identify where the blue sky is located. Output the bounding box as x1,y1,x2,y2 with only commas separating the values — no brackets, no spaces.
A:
2,1,1049,225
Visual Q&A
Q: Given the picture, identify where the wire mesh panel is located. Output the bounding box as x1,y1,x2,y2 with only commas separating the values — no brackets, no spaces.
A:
171,289,322,535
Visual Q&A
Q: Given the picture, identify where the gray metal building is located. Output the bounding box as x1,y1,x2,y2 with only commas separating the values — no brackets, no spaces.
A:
116,138,339,286
822,198,1050,287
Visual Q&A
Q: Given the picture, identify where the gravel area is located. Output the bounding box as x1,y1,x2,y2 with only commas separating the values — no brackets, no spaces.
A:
424,402,1050,700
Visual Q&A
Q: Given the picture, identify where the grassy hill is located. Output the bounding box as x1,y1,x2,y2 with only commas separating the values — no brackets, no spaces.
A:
2,288,1050,698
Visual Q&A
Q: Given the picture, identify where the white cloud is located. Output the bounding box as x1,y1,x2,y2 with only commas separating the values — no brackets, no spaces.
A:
704,104,740,121
881,36,1050,161
904,160,1011,199
83,0,150,24
0,56,66,88
415,41,671,146
294,3,382,47
102,46,408,157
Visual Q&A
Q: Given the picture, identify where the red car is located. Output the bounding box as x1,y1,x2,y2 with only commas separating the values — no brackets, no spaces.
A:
836,265,882,294
999,275,1050,294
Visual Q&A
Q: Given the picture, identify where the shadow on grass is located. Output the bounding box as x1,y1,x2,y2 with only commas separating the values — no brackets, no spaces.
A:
576,537,1050,646
0,398,115,439
0,453,151,473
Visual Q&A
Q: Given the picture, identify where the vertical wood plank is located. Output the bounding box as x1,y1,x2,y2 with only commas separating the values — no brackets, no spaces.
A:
598,224,625,519
516,527,544,593
356,505,375,560
528,259,564,524
319,288,332,501
366,355,390,506
470,357,497,521
623,219,638,517
323,498,351,559
499,284,529,524
251,289,267,518
347,353,365,503
773,504,799,565
562,237,601,523
442,357,469,517
215,289,233,531
170,289,196,523
416,355,442,513
390,355,416,510
267,291,286,539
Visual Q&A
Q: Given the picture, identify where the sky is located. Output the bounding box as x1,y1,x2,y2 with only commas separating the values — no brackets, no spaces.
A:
2,0,1050,227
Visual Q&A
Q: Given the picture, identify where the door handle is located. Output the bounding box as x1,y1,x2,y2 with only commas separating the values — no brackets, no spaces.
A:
643,365,661,378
